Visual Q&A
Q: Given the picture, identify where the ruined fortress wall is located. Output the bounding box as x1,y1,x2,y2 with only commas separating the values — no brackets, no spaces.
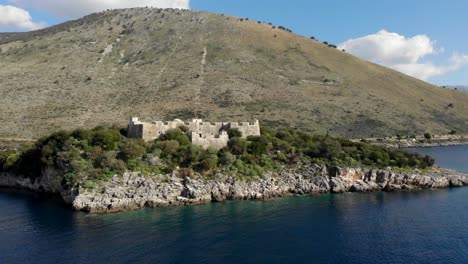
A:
128,118,260,149
127,117,144,138
191,132,229,150
229,120,261,138
139,121,226,141
140,120,185,141
128,124,144,138
189,121,229,137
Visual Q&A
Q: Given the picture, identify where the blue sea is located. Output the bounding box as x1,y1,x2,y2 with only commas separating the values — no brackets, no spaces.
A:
1,145,467,263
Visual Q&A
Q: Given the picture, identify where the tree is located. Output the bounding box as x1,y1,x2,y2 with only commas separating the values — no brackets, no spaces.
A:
228,128,242,138
422,155,435,168
72,128,93,142
158,140,180,155
160,129,190,146
92,129,122,150
218,151,236,166
202,154,218,171
319,138,343,160
177,145,204,167
41,140,58,166
95,152,126,172
0,150,19,172
247,136,270,156
178,125,189,133
228,137,248,155
424,133,432,140
119,139,146,161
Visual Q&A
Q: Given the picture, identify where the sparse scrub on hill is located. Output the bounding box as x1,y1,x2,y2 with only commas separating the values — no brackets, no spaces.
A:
1,126,435,188
1,8,467,140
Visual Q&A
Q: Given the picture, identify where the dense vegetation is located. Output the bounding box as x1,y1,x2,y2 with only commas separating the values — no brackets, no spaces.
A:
0,126,435,188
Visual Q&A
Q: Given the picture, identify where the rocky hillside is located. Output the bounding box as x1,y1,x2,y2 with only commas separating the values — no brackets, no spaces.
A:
1,7,467,139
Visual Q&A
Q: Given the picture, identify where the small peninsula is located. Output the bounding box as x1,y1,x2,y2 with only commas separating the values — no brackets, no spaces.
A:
1,120,467,213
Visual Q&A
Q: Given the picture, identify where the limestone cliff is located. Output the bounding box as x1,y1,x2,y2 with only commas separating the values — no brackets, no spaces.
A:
2,164,467,213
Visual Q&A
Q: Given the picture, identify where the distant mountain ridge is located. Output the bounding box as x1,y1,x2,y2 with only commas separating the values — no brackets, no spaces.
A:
446,86,468,93
0,7,467,139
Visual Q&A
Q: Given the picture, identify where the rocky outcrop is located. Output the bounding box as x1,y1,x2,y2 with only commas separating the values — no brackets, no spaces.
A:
72,165,468,213
0,168,77,204
2,164,467,214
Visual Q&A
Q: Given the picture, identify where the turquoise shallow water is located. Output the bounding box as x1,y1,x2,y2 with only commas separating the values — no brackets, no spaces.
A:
0,146,467,264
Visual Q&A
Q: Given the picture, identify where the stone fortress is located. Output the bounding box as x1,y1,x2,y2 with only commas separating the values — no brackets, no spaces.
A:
128,117,261,149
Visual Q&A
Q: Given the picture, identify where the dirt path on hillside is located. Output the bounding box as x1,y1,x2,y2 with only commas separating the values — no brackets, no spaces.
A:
0,137,36,142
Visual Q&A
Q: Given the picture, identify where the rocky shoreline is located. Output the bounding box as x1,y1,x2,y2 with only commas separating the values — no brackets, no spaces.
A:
391,141,468,149
358,137,468,149
1,164,467,214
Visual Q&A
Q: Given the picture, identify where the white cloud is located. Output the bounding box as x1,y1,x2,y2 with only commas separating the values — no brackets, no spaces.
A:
391,63,446,81
0,5,46,30
339,30,468,81
9,0,190,18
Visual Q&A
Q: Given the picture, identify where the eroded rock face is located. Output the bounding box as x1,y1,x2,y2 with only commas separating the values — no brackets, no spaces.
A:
0,168,69,194
69,165,468,213
1,164,467,214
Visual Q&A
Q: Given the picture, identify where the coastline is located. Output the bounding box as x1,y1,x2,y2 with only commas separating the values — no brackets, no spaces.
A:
352,135,468,149
383,141,468,149
1,164,467,214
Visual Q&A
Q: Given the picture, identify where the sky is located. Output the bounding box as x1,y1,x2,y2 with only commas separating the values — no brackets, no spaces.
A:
1,0,467,86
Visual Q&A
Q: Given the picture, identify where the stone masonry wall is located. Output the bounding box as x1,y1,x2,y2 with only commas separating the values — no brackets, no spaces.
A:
127,117,260,149
228,120,261,138
191,131,229,150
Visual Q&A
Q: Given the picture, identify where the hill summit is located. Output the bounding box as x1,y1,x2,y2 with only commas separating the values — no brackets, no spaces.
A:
1,7,467,139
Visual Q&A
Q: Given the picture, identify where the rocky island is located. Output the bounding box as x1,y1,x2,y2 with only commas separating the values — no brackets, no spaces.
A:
1,8,468,214
1,123,467,213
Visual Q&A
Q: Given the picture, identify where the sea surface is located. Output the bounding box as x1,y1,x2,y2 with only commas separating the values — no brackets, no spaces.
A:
405,144,468,173
1,146,467,264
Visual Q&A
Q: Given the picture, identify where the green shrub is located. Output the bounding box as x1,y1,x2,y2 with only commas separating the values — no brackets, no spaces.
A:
247,136,270,156
218,151,236,166
424,133,432,140
40,140,59,166
201,154,218,171
178,125,190,133
0,150,19,172
228,137,248,155
91,128,121,150
228,128,242,138
64,172,81,187
71,129,93,142
96,153,126,173
159,128,190,146
119,139,146,161
157,140,180,155
3,124,436,186
81,180,96,190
